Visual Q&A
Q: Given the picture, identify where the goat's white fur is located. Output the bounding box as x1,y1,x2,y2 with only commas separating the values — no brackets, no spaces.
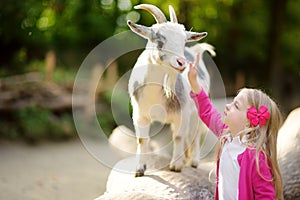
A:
127,4,213,176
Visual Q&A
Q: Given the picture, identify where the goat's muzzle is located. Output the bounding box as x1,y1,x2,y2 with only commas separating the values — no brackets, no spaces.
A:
175,58,186,72
176,58,185,67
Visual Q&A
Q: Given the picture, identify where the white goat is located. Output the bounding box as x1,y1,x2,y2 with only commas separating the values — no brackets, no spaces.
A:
127,4,213,177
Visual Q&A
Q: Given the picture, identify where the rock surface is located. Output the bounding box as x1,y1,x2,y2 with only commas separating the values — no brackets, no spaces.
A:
97,122,219,200
96,155,215,200
277,107,300,200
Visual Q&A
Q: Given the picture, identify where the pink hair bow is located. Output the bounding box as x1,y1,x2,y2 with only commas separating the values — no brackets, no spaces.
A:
247,105,270,127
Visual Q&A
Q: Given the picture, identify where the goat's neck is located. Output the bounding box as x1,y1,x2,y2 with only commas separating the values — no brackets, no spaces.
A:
144,62,178,97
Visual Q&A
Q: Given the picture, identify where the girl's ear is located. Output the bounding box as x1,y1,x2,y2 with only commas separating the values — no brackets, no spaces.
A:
245,121,250,128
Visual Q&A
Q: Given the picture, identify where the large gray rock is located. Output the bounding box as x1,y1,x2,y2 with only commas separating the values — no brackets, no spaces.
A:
99,123,217,200
95,155,215,200
277,107,300,200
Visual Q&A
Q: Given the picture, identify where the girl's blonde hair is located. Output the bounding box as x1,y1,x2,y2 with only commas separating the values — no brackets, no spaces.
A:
240,88,284,200
216,88,284,199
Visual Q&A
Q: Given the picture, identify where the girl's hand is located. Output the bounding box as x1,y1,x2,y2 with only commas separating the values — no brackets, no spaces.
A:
188,53,202,94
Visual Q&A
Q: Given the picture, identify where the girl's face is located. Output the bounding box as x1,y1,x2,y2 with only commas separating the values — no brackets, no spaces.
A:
224,90,250,136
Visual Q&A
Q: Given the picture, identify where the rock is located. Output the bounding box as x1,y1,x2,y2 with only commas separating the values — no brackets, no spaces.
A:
108,125,137,158
102,123,218,200
95,155,215,200
277,107,300,200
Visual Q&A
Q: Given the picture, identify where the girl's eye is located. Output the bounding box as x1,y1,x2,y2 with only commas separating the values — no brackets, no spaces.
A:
234,103,239,109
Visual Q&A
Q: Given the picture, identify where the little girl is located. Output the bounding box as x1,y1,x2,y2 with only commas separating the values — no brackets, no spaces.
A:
188,54,284,200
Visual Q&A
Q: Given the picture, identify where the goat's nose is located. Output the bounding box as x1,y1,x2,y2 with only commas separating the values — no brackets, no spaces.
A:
176,58,185,67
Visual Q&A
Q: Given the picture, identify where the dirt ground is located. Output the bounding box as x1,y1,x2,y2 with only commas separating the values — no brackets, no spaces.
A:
0,138,111,200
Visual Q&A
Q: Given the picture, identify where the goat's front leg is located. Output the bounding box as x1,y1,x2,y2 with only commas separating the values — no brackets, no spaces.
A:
188,115,202,168
169,117,188,172
134,117,150,177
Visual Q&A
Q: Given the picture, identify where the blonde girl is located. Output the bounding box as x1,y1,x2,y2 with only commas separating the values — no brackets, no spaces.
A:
188,54,284,200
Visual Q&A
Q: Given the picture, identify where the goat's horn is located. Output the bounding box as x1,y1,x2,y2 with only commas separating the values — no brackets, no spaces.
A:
134,4,167,24
169,5,178,23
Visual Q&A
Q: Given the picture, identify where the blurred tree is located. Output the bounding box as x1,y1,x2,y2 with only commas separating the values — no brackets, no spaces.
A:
0,0,119,73
268,0,287,103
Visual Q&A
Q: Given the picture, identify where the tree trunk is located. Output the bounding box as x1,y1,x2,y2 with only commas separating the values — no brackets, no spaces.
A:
268,0,286,101
45,50,56,82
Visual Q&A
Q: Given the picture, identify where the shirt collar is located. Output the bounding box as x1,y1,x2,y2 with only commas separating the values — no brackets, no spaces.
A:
225,133,248,144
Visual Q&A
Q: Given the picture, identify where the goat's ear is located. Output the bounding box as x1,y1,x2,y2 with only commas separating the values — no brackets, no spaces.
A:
127,20,152,39
186,31,207,42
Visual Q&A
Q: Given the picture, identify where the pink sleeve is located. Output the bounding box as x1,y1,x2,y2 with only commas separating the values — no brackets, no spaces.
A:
190,89,227,137
252,152,275,199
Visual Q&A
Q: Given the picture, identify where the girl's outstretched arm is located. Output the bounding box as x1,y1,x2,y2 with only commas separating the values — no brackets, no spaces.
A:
188,53,202,94
188,53,227,137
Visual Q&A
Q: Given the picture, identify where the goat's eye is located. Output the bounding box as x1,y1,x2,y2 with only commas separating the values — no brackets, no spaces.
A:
157,41,164,49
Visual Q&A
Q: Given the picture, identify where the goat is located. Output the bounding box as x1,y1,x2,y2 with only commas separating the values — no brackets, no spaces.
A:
127,4,213,177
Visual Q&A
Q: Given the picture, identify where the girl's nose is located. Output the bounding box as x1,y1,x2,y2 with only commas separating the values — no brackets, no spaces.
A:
225,103,230,111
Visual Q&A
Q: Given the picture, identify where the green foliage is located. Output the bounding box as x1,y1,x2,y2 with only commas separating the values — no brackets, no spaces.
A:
52,67,77,84
16,105,51,139
97,112,115,137
96,90,132,137
0,105,75,142
1,0,299,79
0,120,20,140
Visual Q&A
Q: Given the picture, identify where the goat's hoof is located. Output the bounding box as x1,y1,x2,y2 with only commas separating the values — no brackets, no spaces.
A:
169,163,182,172
169,166,182,172
135,164,146,177
191,160,199,168
169,158,184,172
135,169,144,177
191,163,198,168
